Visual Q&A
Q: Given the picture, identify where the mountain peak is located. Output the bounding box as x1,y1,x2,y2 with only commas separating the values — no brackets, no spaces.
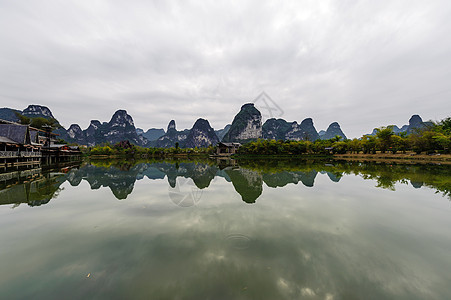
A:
298,118,319,141
321,122,347,140
109,110,134,127
241,103,255,110
22,105,55,119
300,118,313,125
167,120,176,131
89,120,101,128
409,115,423,126
67,124,84,141
223,103,262,142
185,118,219,148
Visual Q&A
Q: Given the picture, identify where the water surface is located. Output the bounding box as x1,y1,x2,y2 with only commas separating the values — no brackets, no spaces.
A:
0,159,450,299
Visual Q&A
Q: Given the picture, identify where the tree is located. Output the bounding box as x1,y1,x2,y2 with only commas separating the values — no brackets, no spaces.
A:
15,112,60,130
361,135,377,154
375,126,394,153
432,133,450,153
391,135,407,154
348,138,361,154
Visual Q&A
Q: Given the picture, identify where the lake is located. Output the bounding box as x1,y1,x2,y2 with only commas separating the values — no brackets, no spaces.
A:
0,158,450,299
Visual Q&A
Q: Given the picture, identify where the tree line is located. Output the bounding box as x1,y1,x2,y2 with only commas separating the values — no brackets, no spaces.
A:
87,140,216,157
238,117,450,155
83,117,450,157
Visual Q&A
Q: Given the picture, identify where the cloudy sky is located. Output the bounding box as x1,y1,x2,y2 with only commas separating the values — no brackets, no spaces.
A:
1,0,450,137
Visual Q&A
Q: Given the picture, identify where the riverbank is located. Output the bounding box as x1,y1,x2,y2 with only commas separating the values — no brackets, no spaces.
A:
230,154,331,159
334,153,451,164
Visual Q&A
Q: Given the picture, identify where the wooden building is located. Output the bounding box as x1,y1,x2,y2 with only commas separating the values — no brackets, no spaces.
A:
215,142,241,156
0,124,42,168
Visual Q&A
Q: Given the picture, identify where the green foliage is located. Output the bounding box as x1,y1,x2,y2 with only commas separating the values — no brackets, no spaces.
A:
15,112,60,130
73,117,451,157
237,116,450,156
375,126,394,153
87,141,214,157
235,158,450,199
238,139,328,156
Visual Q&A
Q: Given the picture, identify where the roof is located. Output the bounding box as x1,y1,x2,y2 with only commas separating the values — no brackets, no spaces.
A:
48,144,68,148
30,130,39,143
0,119,58,135
0,136,18,144
0,124,30,144
218,142,241,147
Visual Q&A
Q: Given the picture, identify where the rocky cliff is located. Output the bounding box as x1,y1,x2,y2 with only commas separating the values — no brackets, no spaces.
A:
22,105,55,119
56,110,148,146
407,115,433,134
262,118,292,140
185,118,219,148
136,128,165,141
262,117,320,141
215,124,231,141
320,122,347,140
367,115,433,136
284,118,320,141
0,108,21,122
154,120,190,148
66,124,85,144
222,103,262,142
0,105,57,123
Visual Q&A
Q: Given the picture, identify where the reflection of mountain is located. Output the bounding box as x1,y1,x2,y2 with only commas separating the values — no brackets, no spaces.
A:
262,170,319,188
223,168,320,203
225,167,263,203
67,164,138,200
326,171,342,182
1,159,449,206
152,162,219,189
64,161,221,199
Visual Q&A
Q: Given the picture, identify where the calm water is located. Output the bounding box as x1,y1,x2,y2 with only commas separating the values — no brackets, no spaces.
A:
0,159,450,299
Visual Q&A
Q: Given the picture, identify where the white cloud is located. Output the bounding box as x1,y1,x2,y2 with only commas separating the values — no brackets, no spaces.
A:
0,0,450,137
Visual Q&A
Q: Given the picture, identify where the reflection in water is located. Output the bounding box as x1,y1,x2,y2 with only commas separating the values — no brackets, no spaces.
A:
0,168,66,207
225,168,262,203
1,159,450,207
0,159,450,299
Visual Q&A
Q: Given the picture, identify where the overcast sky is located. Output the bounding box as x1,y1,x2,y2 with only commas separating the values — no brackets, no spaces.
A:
1,0,450,137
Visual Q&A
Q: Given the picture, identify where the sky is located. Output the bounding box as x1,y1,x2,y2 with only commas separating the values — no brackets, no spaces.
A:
0,0,450,138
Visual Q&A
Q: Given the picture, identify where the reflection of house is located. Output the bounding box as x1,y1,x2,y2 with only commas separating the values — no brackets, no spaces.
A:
216,142,241,156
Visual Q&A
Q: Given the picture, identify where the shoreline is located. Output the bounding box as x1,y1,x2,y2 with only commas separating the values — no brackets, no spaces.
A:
333,153,451,164
86,153,451,164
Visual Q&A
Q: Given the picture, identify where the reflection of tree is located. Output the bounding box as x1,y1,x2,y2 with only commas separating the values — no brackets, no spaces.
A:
2,158,449,207
236,159,451,199
375,175,396,191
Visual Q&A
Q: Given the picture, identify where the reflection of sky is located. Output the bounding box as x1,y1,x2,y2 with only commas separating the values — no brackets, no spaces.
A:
0,173,450,299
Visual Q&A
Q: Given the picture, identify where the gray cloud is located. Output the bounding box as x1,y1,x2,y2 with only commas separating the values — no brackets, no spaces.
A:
1,0,450,137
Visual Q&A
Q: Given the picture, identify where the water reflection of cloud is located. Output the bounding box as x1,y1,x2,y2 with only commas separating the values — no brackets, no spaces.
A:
1,160,450,299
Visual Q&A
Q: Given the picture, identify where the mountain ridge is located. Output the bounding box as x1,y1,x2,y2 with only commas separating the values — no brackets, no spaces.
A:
1,103,436,147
